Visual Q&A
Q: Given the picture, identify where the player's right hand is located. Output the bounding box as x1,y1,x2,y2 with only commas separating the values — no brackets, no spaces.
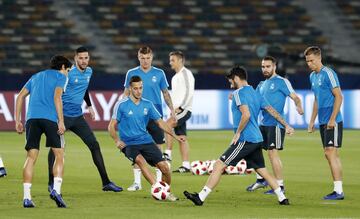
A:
15,121,24,134
285,126,294,135
58,122,65,135
116,140,126,149
308,122,315,133
88,106,96,121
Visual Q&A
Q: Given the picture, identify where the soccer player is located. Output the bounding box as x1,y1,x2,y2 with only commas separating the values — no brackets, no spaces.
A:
47,46,122,192
246,56,303,194
15,55,72,208
123,46,175,191
108,76,184,201
0,156,7,177
165,51,195,173
304,46,344,200
184,66,293,206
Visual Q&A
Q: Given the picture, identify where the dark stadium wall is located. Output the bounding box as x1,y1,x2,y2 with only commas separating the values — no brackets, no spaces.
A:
0,72,359,91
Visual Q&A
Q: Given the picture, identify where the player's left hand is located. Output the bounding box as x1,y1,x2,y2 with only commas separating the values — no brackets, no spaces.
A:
327,120,335,129
88,106,96,120
176,135,186,143
231,132,240,145
296,106,304,115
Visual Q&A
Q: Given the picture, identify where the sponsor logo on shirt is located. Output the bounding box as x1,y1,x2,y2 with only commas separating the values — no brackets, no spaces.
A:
152,76,157,83
128,110,133,115
144,108,148,115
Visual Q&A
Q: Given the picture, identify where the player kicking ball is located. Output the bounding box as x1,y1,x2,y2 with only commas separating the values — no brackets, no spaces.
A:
184,66,293,206
108,76,185,201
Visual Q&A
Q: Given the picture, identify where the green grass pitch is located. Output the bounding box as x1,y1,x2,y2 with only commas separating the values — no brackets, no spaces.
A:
1,130,359,218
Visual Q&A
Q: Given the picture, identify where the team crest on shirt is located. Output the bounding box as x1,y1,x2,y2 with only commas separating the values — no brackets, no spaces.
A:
143,108,148,115
75,78,78,83
318,78,322,86
152,76,157,83
270,83,275,90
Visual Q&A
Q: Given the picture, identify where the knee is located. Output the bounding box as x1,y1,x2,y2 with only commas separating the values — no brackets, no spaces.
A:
324,148,335,159
179,135,187,141
214,160,225,172
135,155,147,166
51,149,65,160
87,141,100,151
158,162,170,174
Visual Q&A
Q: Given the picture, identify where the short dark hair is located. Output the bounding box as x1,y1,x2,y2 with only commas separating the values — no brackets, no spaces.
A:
129,75,142,85
50,55,72,70
262,55,277,64
76,46,89,54
304,46,321,56
169,51,185,62
226,65,248,81
138,46,152,55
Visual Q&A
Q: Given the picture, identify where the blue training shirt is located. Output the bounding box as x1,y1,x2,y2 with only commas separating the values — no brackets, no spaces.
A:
24,69,67,123
232,85,270,143
309,66,342,125
124,66,169,115
62,66,92,117
112,97,162,146
256,75,295,128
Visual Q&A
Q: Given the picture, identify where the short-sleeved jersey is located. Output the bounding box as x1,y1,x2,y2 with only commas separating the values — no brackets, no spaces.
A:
24,69,67,122
124,66,169,115
112,97,162,146
232,85,270,143
309,66,342,125
62,66,93,117
256,75,295,127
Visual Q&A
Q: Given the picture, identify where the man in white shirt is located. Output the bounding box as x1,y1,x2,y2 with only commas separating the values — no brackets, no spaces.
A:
165,51,195,173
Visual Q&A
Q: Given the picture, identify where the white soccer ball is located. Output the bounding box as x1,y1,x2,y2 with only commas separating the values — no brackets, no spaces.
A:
151,181,170,201
205,160,216,174
236,159,247,174
190,160,208,175
245,168,255,174
225,165,239,174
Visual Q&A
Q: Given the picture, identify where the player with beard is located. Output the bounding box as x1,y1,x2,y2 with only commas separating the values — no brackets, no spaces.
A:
47,46,122,193
184,65,293,206
246,56,303,194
